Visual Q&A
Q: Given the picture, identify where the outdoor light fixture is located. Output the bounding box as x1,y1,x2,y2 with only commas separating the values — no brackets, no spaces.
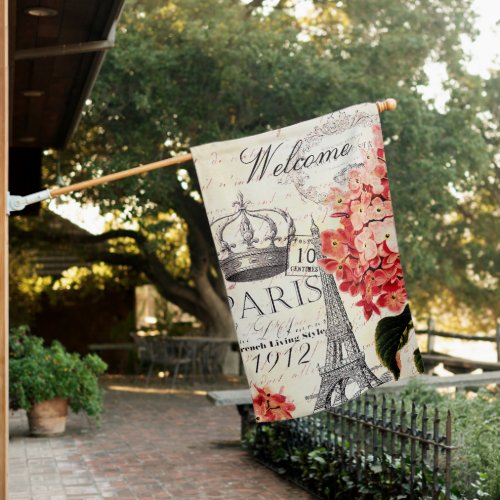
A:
25,7,58,17
22,90,45,97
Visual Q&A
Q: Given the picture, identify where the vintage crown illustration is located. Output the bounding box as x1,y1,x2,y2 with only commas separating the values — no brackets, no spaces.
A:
211,192,296,282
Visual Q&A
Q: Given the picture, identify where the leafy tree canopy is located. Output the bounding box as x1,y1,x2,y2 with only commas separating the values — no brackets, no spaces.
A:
39,0,498,333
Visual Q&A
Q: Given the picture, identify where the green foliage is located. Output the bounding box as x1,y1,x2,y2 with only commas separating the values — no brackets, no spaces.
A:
400,381,499,498
247,423,447,499
8,248,52,326
245,383,500,498
442,390,500,499
413,349,425,374
44,0,499,329
9,326,108,417
9,210,139,329
375,304,413,379
400,378,445,407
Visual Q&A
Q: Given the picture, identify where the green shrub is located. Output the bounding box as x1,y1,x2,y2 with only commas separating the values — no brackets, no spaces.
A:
400,380,499,498
244,381,499,499
9,326,108,418
246,422,442,499
442,391,498,498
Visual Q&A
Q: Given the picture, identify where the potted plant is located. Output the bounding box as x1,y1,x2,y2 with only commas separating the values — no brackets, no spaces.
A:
9,326,107,436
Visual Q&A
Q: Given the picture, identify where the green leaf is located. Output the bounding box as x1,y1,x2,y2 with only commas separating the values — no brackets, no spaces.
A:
413,349,425,373
375,304,412,380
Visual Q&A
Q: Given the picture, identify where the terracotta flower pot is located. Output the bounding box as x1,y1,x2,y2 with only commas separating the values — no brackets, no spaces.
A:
27,397,69,436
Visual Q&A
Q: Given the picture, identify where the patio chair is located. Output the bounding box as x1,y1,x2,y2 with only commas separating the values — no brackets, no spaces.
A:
130,333,192,386
130,332,154,374
200,342,228,380
159,338,193,386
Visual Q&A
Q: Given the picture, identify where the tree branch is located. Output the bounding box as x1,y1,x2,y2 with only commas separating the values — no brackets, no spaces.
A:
90,251,147,269
91,229,147,245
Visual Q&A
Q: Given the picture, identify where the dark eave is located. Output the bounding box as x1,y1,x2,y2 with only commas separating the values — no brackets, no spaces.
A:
10,0,125,150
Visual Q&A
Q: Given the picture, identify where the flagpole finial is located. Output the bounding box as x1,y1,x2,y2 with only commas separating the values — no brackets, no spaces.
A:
376,98,397,113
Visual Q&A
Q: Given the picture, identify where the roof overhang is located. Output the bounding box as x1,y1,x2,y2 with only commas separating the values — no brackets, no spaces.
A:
10,0,125,150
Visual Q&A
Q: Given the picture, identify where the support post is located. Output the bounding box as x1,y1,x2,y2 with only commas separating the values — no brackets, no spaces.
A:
426,317,435,353
496,322,500,363
0,0,9,496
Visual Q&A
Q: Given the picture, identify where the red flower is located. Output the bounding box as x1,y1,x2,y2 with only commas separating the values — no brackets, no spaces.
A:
370,217,399,253
320,229,349,261
348,169,363,199
325,187,349,214
381,253,402,281
355,296,381,321
377,282,407,314
350,191,372,231
364,174,384,196
318,258,349,280
348,256,368,279
252,385,296,422
368,254,382,269
364,269,387,295
380,178,390,199
373,157,387,180
318,123,408,320
367,197,392,221
360,151,385,195
354,227,378,264
339,265,364,297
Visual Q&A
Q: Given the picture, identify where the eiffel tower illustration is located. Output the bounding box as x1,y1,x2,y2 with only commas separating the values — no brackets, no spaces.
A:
311,219,382,411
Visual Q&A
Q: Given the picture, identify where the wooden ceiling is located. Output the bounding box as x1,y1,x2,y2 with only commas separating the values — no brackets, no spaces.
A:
10,0,125,149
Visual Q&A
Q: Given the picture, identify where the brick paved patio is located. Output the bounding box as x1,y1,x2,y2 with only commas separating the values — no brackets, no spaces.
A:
9,379,311,499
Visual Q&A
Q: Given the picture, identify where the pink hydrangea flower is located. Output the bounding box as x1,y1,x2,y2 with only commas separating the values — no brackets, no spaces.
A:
350,191,371,231
252,385,296,422
354,226,378,264
318,257,349,280
318,123,408,320
324,187,349,214
362,172,384,195
355,295,381,321
320,229,349,261
364,269,388,293
367,197,392,221
370,218,399,253
348,256,368,279
377,282,408,314
348,169,363,199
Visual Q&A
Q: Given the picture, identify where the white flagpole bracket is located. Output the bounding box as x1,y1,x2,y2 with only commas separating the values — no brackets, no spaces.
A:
7,189,52,215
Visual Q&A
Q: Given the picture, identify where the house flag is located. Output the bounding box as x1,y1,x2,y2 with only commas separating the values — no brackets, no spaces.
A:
191,103,424,422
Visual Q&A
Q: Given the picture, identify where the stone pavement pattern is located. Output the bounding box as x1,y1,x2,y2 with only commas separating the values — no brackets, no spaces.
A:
9,383,311,499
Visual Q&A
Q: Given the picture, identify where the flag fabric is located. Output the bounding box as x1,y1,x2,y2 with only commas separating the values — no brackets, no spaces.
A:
191,103,423,422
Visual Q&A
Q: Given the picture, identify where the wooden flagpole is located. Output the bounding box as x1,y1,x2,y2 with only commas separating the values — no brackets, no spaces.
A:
49,99,397,199
50,153,193,197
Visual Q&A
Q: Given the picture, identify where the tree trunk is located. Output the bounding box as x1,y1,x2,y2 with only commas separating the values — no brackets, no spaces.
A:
192,271,236,338
10,216,237,339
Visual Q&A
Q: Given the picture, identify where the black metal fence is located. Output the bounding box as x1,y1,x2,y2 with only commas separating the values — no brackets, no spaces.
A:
246,394,453,499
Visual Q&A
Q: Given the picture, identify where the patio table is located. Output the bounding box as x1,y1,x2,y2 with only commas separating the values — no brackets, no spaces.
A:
165,336,238,379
